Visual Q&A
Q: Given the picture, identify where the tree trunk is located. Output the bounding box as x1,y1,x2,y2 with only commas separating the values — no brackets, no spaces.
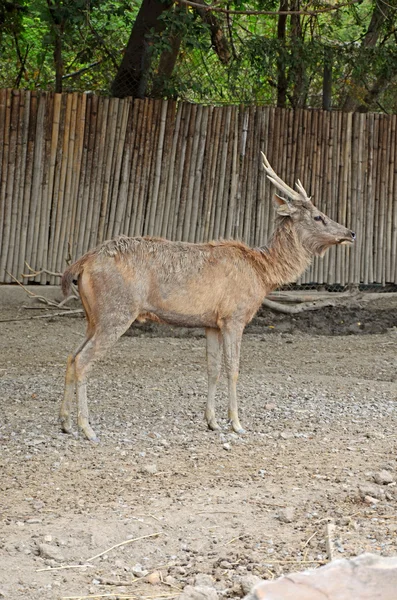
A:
194,0,231,65
151,29,182,98
111,0,173,99
290,0,305,108
342,0,396,112
47,0,64,94
277,0,288,108
322,46,332,110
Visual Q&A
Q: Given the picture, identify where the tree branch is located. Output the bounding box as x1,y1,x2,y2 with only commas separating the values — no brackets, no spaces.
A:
175,0,360,16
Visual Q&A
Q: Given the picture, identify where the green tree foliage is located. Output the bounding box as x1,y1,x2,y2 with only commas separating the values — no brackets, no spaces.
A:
1,0,397,112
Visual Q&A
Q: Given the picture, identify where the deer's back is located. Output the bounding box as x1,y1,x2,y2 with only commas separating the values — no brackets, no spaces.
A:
79,236,267,328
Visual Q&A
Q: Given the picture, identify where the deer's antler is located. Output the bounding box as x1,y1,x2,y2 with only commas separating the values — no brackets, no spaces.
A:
261,152,310,202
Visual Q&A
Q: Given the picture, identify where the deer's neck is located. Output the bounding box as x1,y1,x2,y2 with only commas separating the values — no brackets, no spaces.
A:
256,219,312,291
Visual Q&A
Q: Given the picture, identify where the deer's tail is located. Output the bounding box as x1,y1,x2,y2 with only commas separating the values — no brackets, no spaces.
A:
61,256,87,297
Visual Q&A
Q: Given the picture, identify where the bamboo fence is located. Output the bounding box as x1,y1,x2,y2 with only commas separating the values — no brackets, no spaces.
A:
0,89,396,286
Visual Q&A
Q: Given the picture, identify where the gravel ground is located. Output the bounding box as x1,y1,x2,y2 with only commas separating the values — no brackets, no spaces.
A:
1,297,397,600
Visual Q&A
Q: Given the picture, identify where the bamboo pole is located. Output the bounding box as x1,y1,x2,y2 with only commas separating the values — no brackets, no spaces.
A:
25,93,46,279
225,106,239,241
214,105,232,240
135,98,155,236
176,103,195,240
37,93,54,284
129,99,150,236
50,93,72,274
0,89,7,254
190,105,209,242
12,90,30,281
67,93,87,259
161,101,182,239
147,100,168,237
115,98,135,237
54,92,78,275
74,94,94,260
202,106,221,241
374,115,383,283
391,115,397,281
97,97,119,242
14,91,31,283
365,114,375,284
0,89,12,279
124,99,144,236
107,98,131,238
1,90,19,282
183,104,203,242
155,100,176,238
87,96,109,248
142,99,162,236
356,113,366,284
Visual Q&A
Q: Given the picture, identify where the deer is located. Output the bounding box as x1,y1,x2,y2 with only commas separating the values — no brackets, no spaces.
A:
60,153,355,441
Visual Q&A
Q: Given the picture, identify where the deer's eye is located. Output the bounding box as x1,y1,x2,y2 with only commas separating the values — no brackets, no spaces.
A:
314,215,324,223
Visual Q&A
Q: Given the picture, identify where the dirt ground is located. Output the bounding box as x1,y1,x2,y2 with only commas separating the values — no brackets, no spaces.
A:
1,292,397,600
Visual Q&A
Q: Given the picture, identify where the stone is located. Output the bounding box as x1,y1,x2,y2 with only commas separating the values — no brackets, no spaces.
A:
194,574,216,588
358,483,385,500
278,507,296,523
140,464,157,475
243,554,397,600
146,571,161,585
373,470,394,485
179,585,218,600
37,543,65,562
240,575,263,595
364,495,380,505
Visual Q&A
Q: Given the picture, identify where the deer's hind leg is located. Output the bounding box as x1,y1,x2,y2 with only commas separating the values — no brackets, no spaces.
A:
205,327,223,431
60,333,93,434
73,317,136,441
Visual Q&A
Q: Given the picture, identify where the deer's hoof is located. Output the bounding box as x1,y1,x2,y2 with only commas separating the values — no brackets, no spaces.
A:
207,420,221,431
59,418,73,434
230,421,246,435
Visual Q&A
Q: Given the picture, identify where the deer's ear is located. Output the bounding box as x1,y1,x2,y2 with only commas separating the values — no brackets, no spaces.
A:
273,194,297,216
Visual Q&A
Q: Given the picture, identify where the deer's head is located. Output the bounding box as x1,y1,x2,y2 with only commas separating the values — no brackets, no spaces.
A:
262,153,356,256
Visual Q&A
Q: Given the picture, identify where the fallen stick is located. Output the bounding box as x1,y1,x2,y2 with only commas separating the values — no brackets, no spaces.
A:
0,309,83,323
325,521,336,562
86,532,163,562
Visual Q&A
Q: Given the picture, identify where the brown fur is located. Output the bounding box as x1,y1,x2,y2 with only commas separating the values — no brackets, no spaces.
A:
59,168,355,441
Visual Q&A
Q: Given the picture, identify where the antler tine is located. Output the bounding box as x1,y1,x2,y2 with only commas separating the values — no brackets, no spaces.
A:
295,178,310,200
260,152,299,201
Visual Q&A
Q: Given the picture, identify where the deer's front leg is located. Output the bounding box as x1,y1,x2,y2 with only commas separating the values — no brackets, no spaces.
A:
59,354,75,434
205,327,223,431
222,324,245,434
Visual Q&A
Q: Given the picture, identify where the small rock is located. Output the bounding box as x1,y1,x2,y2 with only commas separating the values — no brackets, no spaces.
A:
165,575,180,587
364,495,380,505
278,507,296,523
358,483,385,500
25,518,42,524
373,470,394,485
240,574,263,595
146,571,161,585
220,560,232,569
132,563,149,577
44,535,52,543
37,543,64,562
194,574,215,588
140,464,157,475
265,403,276,411
178,585,218,600
223,443,231,451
